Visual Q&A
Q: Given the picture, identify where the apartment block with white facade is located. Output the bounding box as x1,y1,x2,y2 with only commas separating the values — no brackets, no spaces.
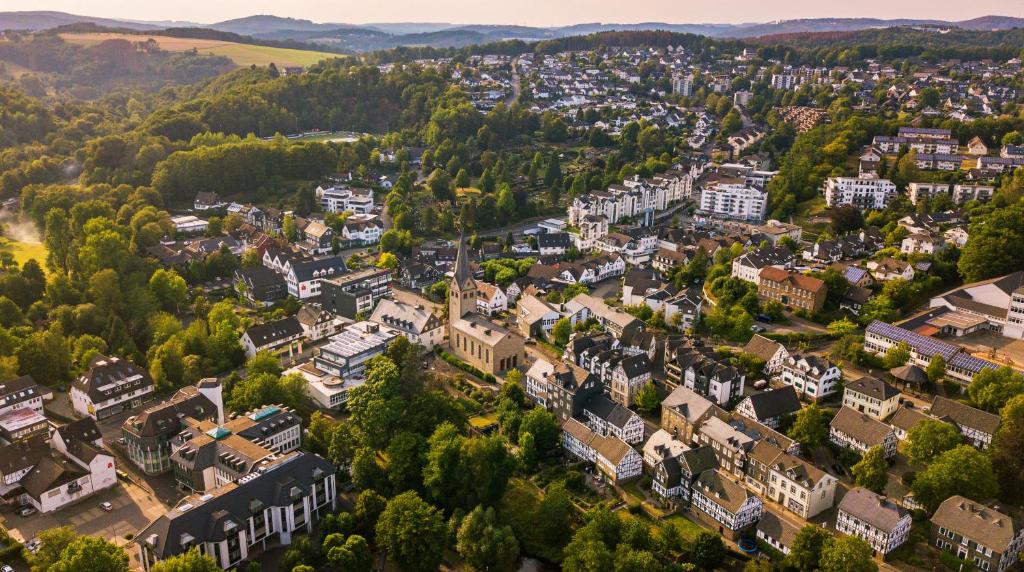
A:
699,184,767,221
824,176,897,209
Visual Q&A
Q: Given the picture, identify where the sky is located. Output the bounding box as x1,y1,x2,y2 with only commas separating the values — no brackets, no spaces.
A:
10,0,1023,26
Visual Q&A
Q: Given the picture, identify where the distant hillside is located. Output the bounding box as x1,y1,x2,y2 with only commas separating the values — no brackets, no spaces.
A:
0,10,166,31
206,15,351,36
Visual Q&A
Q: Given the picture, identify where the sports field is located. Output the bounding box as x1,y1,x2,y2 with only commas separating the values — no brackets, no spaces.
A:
59,33,340,67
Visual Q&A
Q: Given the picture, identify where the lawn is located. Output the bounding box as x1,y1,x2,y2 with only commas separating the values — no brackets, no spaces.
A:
0,238,48,273
663,514,708,541
59,33,340,67
468,411,499,431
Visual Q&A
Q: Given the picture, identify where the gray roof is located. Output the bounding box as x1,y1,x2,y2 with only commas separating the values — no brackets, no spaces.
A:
742,386,801,420
888,406,931,433
757,509,801,548
694,469,755,513
839,487,909,533
74,354,153,404
846,376,900,401
831,406,893,446
743,334,785,362
662,386,719,422
244,317,303,347
136,452,334,559
931,496,1020,552
930,396,1000,436
370,298,442,335
583,394,637,429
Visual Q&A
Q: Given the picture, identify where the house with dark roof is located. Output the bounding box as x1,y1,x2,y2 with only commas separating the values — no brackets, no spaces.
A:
370,298,444,348
524,358,602,423
581,394,644,444
234,267,287,306
241,317,304,358
665,345,745,406
660,386,723,443
285,256,347,299
888,406,931,440
71,354,155,420
295,304,345,342
780,354,842,401
735,386,801,429
830,406,898,458
931,395,1000,449
136,452,336,571
537,232,571,256
837,487,912,556
743,335,789,375
651,445,717,502
757,509,801,555
561,418,642,483
843,376,902,420
757,267,827,312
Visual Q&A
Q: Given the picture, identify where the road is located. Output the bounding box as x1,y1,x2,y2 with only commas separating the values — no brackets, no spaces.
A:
506,58,521,107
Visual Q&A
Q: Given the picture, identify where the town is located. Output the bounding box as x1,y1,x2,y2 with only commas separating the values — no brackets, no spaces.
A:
1,5,1024,572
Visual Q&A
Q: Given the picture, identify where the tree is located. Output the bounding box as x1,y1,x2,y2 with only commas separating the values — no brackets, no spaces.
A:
926,354,946,384
959,202,1024,282
376,491,448,572
561,531,613,572
377,252,399,270
882,342,911,369
386,431,426,493
968,366,1024,412
30,526,79,572
150,548,220,572
634,382,661,415
819,536,878,572
992,395,1024,502
827,318,858,337
456,506,520,572
829,204,864,234
551,317,571,346
49,536,128,572
690,531,726,569
543,153,561,187
326,535,372,572
789,405,830,452
519,407,560,456
851,446,888,493
905,419,962,465
911,445,998,511
149,268,188,312
785,525,832,572
455,168,471,189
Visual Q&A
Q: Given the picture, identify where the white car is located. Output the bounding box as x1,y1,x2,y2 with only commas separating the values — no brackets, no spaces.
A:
100,502,113,512
26,538,41,553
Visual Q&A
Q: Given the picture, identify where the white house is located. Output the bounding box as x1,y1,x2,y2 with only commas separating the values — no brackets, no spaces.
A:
71,355,155,420
475,282,508,316
825,176,897,209
561,419,642,483
369,298,445,348
836,487,912,556
780,354,841,401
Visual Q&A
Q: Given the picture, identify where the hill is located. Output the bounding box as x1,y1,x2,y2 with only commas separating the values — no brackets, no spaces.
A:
59,32,340,67
206,15,352,36
0,10,170,31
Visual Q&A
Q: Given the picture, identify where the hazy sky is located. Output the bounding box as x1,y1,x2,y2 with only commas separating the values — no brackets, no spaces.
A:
13,0,1024,26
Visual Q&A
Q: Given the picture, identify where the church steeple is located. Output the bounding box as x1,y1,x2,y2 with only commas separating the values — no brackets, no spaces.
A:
450,234,477,319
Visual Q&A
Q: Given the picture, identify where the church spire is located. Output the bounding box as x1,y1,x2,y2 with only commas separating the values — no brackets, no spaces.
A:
452,233,475,290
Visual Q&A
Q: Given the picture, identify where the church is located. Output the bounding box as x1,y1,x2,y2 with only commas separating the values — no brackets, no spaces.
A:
448,237,525,375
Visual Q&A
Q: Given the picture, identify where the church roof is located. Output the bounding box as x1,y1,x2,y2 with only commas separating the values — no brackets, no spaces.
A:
453,234,476,291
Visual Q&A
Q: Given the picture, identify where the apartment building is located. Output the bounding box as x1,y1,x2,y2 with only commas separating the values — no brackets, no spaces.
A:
824,176,897,209
931,496,1024,572
757,268,827,313
698,184,767,221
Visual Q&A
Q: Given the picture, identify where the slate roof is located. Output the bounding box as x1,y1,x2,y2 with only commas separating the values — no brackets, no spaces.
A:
370,299,442,335
742,386,801,421
618,353,653,379
0,375,46,410
757,509,801,548
931,496,1021,552
662,387,719,422
136,452,334,559
831,406,894,447
124,386,217,439
583,394,637,429
888,406,931,434
21,455,86,497
845,376,900,402
930,396,1000,436
74,354,153,404
243,317,303,348
839,487,909,533
694,469,754,513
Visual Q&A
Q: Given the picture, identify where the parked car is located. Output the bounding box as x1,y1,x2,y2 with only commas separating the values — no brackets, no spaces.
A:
755,314,774,323
100,502,113,512
750,325,766,333
17,505,36,517
753,379,769,390
2,563,14,572
26,538,41,553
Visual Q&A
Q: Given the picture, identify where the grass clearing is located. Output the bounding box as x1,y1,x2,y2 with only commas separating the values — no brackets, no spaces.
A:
59,33,340,67
0,239,48,273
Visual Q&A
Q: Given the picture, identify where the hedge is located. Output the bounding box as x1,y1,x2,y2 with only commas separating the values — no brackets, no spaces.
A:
436,349,497,383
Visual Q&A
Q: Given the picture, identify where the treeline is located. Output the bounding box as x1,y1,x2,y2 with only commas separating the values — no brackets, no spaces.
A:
752,27,1024,66
0,86,55,149
141,63,450,141
535,30,744,55
151,139,337,204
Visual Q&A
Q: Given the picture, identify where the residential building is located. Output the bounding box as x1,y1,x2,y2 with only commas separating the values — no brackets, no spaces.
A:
863,320,998,386
234,267,288,306
524,358,601,423
71,354,155,420
930,396,1000,449
136,452,336,571
194,192,226,211
843,376,901,420
780,354,841,401
757,268,827,313
735,386,801,429
284,256,347,299
699,183,767,221
538,232,571,256
319,267,392,320
690,469,764,540
316,185,373,214
930,496,1024,572
561,418,642,483
651,446,718,502
295,305,345,342
581,394,645,445
866,257,915,282
830,406,898,458
642,429,690,469
757,509,800,555
731,246,795,283
665,345,745,406
836,487,912,556
563,293,644,341
743,335,789,375
824,176,897,209
763,449,838,519
369,299,444,348
516,294,562,339
609,353,653,407
888,406,931,440
475,282,508,316
240,317,304,358
341,214,383,245
0,375,49,417
660,386,723,443
298,221,333,255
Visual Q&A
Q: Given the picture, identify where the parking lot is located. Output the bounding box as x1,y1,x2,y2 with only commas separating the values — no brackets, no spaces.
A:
0,477,166,550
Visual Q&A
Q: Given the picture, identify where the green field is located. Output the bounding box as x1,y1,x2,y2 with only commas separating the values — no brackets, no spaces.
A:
60,33,340,68
0,239,47,272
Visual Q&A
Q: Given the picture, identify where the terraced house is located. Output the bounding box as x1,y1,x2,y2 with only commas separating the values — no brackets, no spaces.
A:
931,496,1024,572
